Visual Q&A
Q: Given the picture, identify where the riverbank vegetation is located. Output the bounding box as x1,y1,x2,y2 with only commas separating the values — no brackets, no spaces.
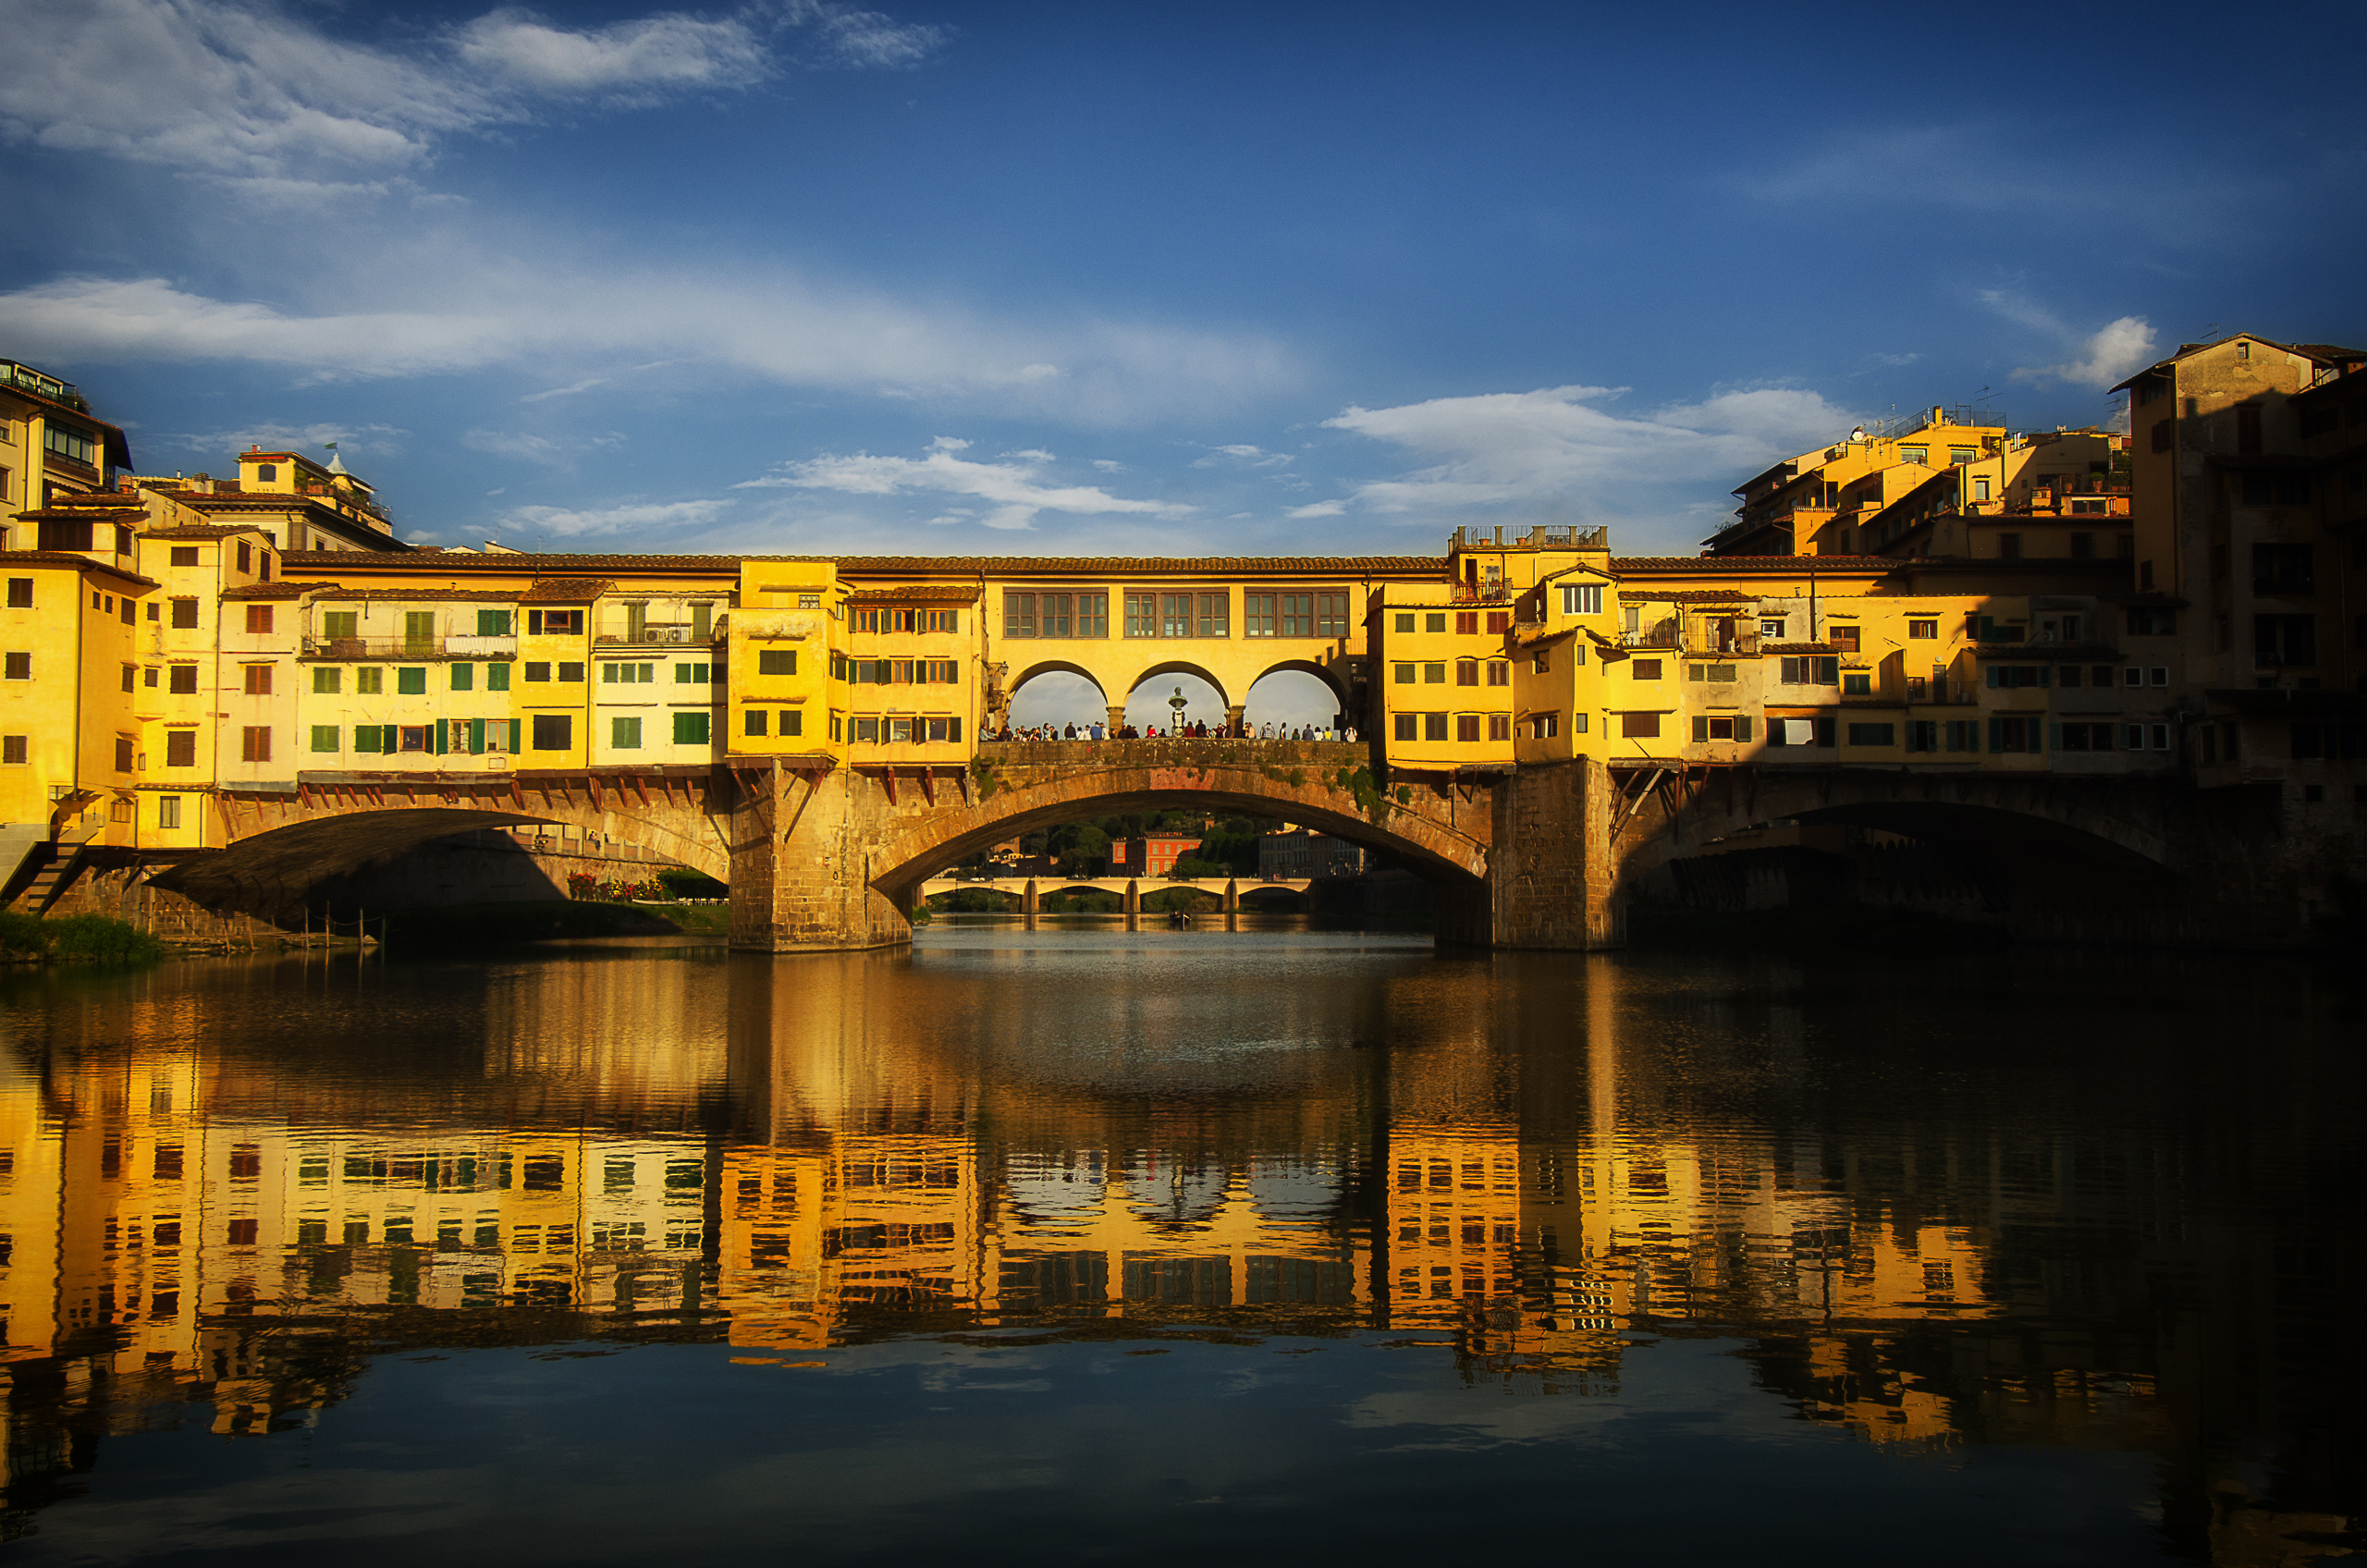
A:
0,912,166,965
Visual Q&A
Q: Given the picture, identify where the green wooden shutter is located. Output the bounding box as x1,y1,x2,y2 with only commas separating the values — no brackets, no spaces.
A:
509,719,521,753
470,718,485,754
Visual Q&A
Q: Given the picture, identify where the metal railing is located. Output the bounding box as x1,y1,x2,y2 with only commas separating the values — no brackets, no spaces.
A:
302,634,518,658
595,627,714,646
1449,524,1610,551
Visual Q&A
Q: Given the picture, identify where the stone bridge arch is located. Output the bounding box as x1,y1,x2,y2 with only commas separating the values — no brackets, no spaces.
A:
1121,659,1233,722
157,767,731,921
731,741,1501,950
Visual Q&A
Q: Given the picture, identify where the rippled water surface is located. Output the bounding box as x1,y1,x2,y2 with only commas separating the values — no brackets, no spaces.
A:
0,921,2357,1564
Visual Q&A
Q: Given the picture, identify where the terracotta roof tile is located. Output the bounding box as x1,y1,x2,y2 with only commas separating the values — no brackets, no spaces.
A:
843,585,982,603
518,578,613,601
220,582,309,599
141,524,270,540
0,551,156,586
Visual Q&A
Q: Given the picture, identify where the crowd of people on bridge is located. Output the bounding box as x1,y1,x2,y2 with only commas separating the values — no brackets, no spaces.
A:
982,719,1358,743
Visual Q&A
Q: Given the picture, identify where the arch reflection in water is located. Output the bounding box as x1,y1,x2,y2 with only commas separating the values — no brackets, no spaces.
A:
0,937,2352,1563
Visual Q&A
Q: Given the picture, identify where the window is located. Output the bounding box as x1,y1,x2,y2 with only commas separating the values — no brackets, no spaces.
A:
1279,594,1315,637
2126,607,2177,636
1778,656,1839,685
395,667,426,695
0,736,21,765
1456,659,1478,686
1422,663,1445,683
673,711,710,745
1760,619,1784,638
2151,667,2168,687
451,663,473,691
1827,625,1860,653
1628,659,1661,680
2253,544,2314,594
1560,583,1603,616
1198,593,1231,637
397,726,428,753
1124,592,1158,637
3,579,27,607
781,710,803,737
1619,712,1661,739
757,649,796,676
240,726,272,763
1318,594,1349,637
1455,715,1481,742
1075,593,1107,637
1842,672,1871,695
1533,648,1550,674
120,664,135,693
1989,717,2042,753
1391,663,1415,685
1846,722,1895,747
1424,612,1447,633
1456,611,1479,635
527,609,584,636
1765,717,1837,748
1986,665,2051,689
1950,447,1977,466
242,664,273,694
602,662,654,684
1245,594,1278,637
1907,721,1938,753
612,717,643,749
143,666,156,687
558,662,584,682
113,736,133,772
168,597,199,630
1487,660,1509,686
1488,714,1511,741
744,710,768,736
2255,615,2316,667
1907,619,1937,640
1527,713,1560,740
1686,663,1738,682
531,715,572,751
1690,716,1754,742
487,663,510,691
1973,477,1991,501
310,725,339,753
477,609,511,636
2237,405,2261,456
311,667,340,694
1392,612,1415,633
356,667,384,694
43,423,96,464
157,795,180,828
2,652,27,680
1898,447,1928,465
1393,713,1416,741
1423,713,1448,741
1005,593,1036,637
166,730,196,766
2057,722,2116,752
244,605,274,634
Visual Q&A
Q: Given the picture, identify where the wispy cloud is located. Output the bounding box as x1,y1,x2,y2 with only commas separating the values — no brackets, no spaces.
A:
743,443,1193,531
0,272,1294,423
166,420,409,459
1318,384,1857,520
494,496,733,538
1192,443,1293,469
0,0,944,195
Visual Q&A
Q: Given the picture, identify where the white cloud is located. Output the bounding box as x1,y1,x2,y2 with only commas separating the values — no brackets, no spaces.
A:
745,445,1193,532
451,8,771,98
1318,384,1856,518
0,0,943,192
0,272,1294,422
520,376,609,402
166,420,408,459
1090,459,1125,472
1287,499,1345,518
495,497,732,538
461,428,566,463
1194,443,1293,469
2012,314,2158,390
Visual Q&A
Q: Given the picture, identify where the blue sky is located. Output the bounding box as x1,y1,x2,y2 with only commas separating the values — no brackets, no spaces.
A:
3,0,2361,562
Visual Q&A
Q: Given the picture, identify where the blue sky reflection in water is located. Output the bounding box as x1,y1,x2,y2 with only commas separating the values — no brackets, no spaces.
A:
0,925,2354,1564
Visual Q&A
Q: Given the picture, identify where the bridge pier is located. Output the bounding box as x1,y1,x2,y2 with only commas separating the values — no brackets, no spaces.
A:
1023,877,1038,928
1124,877,1139,929
1478,756,1618,949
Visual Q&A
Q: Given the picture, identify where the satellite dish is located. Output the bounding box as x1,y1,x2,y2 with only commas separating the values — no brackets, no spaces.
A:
1849,427,1868,442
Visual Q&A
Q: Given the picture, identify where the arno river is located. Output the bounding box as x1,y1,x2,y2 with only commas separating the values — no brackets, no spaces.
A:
0,923,2356,1564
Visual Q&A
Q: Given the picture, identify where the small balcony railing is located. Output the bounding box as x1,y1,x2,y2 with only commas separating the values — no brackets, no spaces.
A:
303,634,518,658
595,626,715,646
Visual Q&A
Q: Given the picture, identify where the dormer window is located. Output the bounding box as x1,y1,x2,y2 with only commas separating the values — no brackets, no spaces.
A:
2236,342,2250,361
256,464,276,482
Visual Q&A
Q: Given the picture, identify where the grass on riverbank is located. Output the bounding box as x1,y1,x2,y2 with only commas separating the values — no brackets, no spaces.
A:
0,912,167,965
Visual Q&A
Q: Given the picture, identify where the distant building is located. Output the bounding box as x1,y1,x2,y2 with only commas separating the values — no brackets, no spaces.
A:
1114,832,1200,876
1258,829,1364,879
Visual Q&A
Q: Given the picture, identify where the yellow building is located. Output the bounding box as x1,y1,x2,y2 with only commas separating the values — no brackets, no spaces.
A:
1706,407,2011,557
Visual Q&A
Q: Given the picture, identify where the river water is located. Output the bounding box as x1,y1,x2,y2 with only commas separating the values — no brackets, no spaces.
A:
0,920,2356,1564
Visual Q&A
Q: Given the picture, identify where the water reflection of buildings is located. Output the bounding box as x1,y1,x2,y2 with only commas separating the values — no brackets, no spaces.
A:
0,949,2348,1562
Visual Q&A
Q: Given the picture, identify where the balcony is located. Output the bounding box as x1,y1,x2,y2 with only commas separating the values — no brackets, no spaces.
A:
597,626,716,646
303,634,518,659
1448,524,1610,552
